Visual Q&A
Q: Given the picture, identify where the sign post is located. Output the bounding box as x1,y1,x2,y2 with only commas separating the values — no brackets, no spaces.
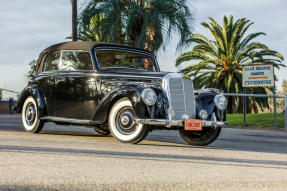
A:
242,65,276,127
273,88,278,128
243,87,247,126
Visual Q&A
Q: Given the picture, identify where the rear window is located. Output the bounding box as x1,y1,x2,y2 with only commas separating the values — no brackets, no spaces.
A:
44,51,60,71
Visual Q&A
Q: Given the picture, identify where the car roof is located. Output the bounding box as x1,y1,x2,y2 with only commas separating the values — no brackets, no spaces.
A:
42,41,154,54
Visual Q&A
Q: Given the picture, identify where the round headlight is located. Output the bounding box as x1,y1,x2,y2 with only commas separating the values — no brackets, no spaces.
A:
214,94,227,111
199,110,208,120
141,88,157,106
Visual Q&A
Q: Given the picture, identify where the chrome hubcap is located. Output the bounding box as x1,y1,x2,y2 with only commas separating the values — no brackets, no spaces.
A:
25,103,36,126
121,115,130,126
116,108,136,135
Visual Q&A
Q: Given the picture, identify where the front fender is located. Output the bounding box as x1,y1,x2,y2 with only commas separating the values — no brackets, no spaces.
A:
195,88,218,119
195,88,225,121
15,85,47,117
92,85,145,123
92,86,168,123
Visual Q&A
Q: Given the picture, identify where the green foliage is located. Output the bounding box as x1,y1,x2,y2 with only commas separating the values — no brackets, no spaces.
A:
78,0,193,52
28,60,37,78
282,80,287,93
176,15,284,113
227,113,285,128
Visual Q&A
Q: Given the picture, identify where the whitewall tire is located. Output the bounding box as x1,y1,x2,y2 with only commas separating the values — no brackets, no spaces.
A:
108,98,148,143
22,96,44,133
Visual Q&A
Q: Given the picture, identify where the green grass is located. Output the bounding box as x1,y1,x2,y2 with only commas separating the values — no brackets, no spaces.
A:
227,113,285,128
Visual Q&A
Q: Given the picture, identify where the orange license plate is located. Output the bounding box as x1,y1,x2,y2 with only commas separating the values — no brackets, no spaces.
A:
184,119,202,131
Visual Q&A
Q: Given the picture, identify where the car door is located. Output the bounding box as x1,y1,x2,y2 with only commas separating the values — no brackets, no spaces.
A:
53,50,97,119
34,51,61,116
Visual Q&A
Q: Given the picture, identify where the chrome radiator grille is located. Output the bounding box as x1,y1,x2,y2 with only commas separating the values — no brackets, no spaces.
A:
162,73,196,120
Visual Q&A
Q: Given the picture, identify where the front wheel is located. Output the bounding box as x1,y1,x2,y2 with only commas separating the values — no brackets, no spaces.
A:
108,98,148,144
22,96,44,133
179,127,221,146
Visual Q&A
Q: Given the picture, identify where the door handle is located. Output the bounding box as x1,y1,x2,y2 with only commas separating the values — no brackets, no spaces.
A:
55,76,65,82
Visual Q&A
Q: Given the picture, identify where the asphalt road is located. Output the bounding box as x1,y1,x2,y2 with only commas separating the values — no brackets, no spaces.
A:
1,114,287,191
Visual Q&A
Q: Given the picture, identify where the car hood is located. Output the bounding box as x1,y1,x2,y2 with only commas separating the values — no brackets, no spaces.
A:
96,70,172,88
99,69,169,78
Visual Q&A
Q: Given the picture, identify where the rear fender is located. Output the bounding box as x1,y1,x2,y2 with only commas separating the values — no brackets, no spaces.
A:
15,85,47,117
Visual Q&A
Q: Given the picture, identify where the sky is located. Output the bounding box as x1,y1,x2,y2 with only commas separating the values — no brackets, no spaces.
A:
0,0,286,99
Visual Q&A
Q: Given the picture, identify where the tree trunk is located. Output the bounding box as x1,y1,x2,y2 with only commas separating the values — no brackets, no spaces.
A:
71,0,77,41
227,96,233,114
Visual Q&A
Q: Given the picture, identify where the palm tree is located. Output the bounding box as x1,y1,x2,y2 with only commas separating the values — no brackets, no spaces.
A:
78,0,193,52
176,15,284,113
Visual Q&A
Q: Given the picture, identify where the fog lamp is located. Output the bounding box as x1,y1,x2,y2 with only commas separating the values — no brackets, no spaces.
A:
199,110,208,120
168,108,176,119
182,114,189,120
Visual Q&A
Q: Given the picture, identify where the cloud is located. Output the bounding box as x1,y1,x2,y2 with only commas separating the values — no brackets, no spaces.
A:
0,0,73,96
0,0,286,98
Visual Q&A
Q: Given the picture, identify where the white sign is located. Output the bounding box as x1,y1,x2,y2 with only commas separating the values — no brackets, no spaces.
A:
243,65,274,87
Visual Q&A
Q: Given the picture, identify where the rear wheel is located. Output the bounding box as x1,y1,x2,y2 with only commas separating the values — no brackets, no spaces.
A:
22,96,44,133
179,127,221,146
108,98,148,143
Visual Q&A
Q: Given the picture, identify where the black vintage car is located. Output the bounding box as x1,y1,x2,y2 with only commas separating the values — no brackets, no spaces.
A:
15,41,228,145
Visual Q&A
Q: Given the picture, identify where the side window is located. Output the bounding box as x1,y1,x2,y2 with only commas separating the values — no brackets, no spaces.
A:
59,51,93,71
44,51,60,71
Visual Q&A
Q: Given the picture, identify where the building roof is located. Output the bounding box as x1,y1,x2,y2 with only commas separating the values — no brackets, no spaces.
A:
43,41,153,54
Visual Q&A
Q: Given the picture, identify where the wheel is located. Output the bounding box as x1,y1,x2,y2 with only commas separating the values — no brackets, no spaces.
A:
22,96,44,133
179,127,221,146
93,126,110,135
108,98,148,143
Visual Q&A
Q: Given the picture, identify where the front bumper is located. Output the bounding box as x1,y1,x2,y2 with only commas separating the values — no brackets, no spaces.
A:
135,113,229,128
135,118,228,128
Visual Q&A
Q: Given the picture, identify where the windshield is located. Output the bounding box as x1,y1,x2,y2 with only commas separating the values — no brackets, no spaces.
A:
95,50,158,72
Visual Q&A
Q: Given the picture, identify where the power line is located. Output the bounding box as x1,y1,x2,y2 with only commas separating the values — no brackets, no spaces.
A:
0,88,19,94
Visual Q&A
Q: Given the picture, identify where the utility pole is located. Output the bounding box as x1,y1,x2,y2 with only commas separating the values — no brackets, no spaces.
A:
71,0,77,41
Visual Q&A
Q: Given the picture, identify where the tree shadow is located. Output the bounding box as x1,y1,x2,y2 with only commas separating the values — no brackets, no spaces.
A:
0,144,287,170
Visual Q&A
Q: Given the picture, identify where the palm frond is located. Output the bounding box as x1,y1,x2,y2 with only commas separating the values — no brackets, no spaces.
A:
176,15,285,113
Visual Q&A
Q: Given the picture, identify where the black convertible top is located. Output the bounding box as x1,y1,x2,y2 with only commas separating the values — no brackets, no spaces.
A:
43,41,153,54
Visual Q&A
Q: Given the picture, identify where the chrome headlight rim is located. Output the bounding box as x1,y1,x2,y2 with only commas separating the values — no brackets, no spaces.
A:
214,94,227,111
141,88,157,106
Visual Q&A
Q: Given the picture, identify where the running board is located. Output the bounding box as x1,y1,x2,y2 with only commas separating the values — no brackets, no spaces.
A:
40,116,98,125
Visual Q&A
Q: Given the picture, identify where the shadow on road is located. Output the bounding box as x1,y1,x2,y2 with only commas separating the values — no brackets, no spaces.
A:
0,144,287,170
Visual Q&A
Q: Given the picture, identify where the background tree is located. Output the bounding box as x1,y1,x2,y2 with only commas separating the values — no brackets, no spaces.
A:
28,60,37,77
78,0,193,52
176,15,284,113
282,80,287,93
0,89,2,101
